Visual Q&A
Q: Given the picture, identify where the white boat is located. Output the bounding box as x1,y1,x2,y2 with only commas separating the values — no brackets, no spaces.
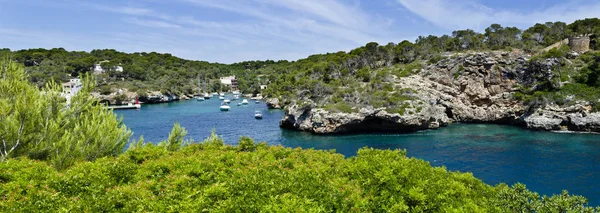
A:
233,94,240,100
219,92,225,96
196,96,205,101
254,110,263,119
219,102,230,111
219,96,225,100
255,100,260,104
203,93,210,99
212,92,218,96
241,99,249,105
232,91,240,95
224,99,231,104
237,103,242,106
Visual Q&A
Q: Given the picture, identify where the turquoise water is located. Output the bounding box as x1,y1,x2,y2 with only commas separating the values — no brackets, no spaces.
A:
116,98,600,205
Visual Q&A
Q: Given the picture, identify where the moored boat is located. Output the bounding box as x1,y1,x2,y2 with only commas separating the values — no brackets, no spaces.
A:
254,110,263,119
241,99,249,105
219,102,230,111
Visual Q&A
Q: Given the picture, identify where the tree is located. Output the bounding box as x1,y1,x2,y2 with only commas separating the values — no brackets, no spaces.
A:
523,23,549,44
485,24,523,49
568,18,600,36
0,60,131,169
451,29,484,50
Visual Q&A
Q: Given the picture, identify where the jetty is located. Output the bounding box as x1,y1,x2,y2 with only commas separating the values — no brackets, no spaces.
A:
105,103,141,110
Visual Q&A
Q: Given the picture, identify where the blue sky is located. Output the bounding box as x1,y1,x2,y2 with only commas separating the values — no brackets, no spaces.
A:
0,0,599,63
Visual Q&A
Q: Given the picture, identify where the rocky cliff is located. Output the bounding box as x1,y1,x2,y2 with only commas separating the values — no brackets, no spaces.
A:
277,51,600,134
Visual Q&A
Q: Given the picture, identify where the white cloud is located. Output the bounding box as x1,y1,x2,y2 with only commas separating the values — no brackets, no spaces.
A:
396,0,600,30
125,18,182,29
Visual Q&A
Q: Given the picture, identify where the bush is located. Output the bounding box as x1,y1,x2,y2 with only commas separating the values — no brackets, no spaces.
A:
98,85,113,95
1,143,597,212
325,102,355,113
0,60,131,169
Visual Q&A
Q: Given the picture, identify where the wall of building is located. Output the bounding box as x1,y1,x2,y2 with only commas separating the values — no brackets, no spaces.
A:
569,36,591,53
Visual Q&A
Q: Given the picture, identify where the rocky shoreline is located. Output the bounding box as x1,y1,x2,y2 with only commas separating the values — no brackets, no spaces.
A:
269,51,600,134
92,90,195,105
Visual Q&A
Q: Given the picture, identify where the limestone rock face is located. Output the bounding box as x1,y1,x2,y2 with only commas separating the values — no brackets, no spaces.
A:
280,51,600,134
266,98,282,109
280,105,450,134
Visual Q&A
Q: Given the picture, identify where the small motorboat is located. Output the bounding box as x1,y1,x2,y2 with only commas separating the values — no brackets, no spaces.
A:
241,99,249,105
254,110,263,119
237,103,242,106
255,100,260,104
196,96,205,101
219,102,230,111
212,92,218,96
224,99,231,104
233,94,240,100
203,93,211,99
219,92,225,96
219,96,225,100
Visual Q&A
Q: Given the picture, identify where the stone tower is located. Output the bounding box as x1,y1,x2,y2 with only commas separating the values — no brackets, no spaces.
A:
568,36,590,53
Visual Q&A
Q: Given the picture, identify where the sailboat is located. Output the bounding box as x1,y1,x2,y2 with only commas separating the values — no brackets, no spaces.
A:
197,77,208,101
241,99,249,105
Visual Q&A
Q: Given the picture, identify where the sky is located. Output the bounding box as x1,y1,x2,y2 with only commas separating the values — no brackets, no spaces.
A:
0,0,599,63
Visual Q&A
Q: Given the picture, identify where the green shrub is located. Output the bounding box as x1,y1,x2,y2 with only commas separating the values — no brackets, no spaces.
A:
1,143,597,212
428,54,443,64
325,102,355,113
98,85,113,95
0,60,131,170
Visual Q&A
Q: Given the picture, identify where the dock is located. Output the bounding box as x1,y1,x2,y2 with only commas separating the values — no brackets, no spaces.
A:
105,104,141,110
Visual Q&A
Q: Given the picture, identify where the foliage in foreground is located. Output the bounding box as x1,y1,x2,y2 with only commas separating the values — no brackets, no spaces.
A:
0,60,131,170
1,134,597,212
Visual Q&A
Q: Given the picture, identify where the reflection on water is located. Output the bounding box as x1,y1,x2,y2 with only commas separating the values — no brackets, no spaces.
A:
116,99,600,205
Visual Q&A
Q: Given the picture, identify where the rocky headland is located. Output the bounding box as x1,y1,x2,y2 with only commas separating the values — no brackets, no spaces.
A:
272,50,600,134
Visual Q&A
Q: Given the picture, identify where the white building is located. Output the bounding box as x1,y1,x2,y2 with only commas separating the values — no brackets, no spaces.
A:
219,75,238,90
61,78,82,105
62,78,82,96
94,60,123,74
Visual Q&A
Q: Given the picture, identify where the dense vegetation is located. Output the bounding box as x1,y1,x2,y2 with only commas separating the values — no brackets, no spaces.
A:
0,60,130,170
2,134,599,212
1,59,599,211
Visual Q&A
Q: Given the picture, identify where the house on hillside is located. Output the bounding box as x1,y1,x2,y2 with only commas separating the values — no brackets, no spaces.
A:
219,75,238,91
62,78,82,96
61,78,82,104
93,60,124,74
